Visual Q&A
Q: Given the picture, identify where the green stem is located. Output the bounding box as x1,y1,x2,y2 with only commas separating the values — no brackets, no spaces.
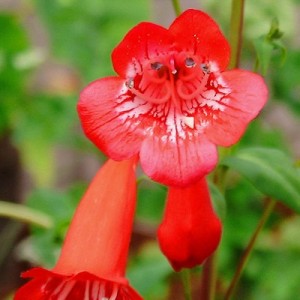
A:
201,252,218,300
0,200,54,228
200,1,245,298
199,153,229,299
171,0,182,16
229,0,245,69
224,198,276,300
181,269,192,300
0,221,23,267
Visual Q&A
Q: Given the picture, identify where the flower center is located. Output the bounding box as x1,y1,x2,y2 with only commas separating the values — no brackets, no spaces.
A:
125,54,211,109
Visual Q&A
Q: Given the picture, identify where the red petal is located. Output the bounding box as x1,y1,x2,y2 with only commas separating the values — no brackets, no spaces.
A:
54,159,137,279
78,77,143,160
140,126,218,187
15,268,142,300
169,9,230,71
112,22,173,78
204,70,268,146
157,178,222,271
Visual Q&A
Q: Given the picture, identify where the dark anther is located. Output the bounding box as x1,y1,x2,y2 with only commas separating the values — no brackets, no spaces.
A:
151,62,164,71
126,78,134,89
185,57,196,68
200,63,210,73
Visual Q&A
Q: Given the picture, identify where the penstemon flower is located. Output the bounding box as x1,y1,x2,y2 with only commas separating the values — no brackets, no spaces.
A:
14,159,142,300
158,178,222,271
78,9,268,187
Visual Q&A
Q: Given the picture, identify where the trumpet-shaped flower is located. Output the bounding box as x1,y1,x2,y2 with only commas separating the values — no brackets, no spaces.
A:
78,9,268,187
157,178,222,271
14,159,142,300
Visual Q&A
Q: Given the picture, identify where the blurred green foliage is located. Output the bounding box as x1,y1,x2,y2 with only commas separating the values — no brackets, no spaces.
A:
128,242,172,299
21,183,86,267
137,180,166,224
1,0,300,299
222,147,300,213
272,50,300,115
253,18,286,76
0,13,30,133
33,0,150,82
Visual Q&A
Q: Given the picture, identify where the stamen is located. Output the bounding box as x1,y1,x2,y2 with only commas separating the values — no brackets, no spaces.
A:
168,68,182,111
84,281,90,300
178,70,198,81
92,281,100,299
41,278,51,292
125,78,134,89
57,281,76,300
176,72,209,100
151,62,163,70
169,57,177,74
52,281,67,296
126,55,213,114
200,63,210,73
141,69,168,86
98,282,105,299
109,284,119,300
185,57,196,68
129,84,171,104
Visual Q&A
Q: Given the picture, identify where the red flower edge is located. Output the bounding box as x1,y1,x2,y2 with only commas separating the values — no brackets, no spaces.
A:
14,268,142,300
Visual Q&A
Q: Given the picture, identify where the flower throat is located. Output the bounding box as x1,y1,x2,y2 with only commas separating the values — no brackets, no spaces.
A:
125,54,211,109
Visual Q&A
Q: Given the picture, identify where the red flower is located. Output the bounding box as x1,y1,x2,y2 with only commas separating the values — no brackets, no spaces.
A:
157,178,222,271
15,159,142,300
78,9,268,187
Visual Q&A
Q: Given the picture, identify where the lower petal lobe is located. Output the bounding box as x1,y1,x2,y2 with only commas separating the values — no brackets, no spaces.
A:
78,77,143,160
140,129,218,187
204,69,268,146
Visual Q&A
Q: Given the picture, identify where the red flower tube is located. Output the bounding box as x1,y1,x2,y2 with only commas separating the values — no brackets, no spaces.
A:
157,177,222,271
14,159,142,300
78,9,268,187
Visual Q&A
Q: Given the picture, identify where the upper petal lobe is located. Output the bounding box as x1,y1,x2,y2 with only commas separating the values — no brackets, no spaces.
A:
169,9,230,71
112,22,174,78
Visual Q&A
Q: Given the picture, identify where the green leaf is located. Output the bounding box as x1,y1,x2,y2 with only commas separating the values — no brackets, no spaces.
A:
253,36,274,75
272,50,300,115
266,18,284,40
0,14,28,53
208,181,227,221
253,18,286,75
137,179,166,224
0,13,31,133
0,200,53,228
128,242,172,299
221,147,300,213
25,185,85,267
13,94,79,187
